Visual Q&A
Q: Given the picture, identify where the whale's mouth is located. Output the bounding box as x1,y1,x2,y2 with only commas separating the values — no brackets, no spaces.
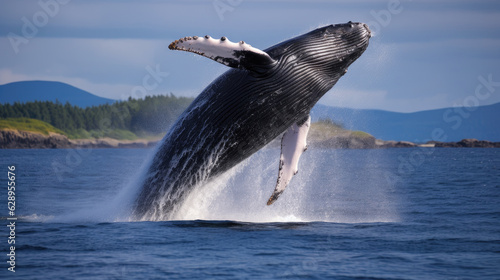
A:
363,23,372,38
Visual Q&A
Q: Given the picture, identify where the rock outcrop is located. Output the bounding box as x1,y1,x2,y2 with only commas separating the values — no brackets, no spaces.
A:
431,139,500,148
70,138,159,149
376,140,418,148
0,130,73,149
310,133,377,149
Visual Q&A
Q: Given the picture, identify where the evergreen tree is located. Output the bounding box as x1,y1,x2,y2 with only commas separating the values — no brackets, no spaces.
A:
0,95,193,136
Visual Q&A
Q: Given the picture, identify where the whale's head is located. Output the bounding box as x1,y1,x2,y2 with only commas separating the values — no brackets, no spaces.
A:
267,22,371,78
321,22,371,71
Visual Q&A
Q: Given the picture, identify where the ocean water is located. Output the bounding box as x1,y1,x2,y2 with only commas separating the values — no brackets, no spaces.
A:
0,147,499,279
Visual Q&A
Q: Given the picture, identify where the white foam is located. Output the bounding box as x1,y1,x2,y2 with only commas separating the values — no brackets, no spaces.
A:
171,148,400,224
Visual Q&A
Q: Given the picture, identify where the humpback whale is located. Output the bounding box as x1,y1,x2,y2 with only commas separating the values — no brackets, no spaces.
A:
133,22,371,220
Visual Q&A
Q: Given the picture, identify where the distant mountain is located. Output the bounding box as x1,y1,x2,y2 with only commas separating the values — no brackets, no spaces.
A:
0,81,116,107
311,103,500,142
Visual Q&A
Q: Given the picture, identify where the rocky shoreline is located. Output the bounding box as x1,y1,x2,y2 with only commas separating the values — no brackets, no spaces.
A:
0,130,159,149
431,138,500,148
1,129,499,149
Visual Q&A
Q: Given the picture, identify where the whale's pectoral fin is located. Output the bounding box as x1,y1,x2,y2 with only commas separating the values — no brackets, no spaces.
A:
267,115,311,206
169,35,276,73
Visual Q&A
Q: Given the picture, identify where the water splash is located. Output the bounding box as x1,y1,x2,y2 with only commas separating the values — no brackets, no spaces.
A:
172,148,400,223
133,134,232,221
41,143,399,224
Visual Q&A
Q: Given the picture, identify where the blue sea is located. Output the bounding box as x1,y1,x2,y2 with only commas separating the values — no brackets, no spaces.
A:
0,147,499,279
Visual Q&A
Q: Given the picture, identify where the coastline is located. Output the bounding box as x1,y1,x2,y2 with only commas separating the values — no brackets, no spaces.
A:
0,129,160,149
1,129,499,149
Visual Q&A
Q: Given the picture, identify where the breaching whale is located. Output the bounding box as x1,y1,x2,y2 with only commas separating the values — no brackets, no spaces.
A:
133,22,371,220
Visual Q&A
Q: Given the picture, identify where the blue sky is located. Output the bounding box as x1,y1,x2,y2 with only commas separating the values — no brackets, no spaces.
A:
1,0,499,112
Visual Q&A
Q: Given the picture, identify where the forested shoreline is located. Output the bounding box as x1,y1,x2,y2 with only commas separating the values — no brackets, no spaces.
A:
0,95,194,139
2,96,499,149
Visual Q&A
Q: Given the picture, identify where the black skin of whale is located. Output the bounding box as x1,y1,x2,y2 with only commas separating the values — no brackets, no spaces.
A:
133,22,371,220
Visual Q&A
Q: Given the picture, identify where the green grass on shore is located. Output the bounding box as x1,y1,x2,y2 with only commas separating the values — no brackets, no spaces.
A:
351,130,373,139
0,118,67,136
310,118,374,140
0,118,141,140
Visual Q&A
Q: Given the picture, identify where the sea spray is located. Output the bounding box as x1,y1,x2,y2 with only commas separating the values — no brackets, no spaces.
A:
171,148,400,223
134,135,233,221
172,147,308,223
38,142,400,223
